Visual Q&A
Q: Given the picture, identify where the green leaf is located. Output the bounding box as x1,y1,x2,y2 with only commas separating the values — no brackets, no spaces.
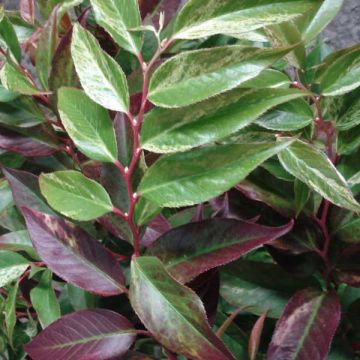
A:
139,139,294,207
89,0,142,55
240,69,290,89
5,280,18,347
318,45,360,96
278,139,360,212
71,24,129,112
58,87,118,163
0,62,43,96
337,125,360,155
129,256,235,360
0,13,21,62
39,170,113,221
336,96,360,131
0,251,29,288
142,88,307,153
256,98,313,131
173,0,319,40
0,230,37,259
148,46,294,108
36,6,58,90
0,83,18,102
301,0,344,44
294,179,310,216
220,260,319,318
30,270,61,328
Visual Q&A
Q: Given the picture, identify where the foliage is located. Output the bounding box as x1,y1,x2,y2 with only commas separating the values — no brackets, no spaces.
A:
0,0,359,359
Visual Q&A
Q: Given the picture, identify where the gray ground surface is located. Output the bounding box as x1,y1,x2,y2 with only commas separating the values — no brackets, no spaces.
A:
3,0,360,49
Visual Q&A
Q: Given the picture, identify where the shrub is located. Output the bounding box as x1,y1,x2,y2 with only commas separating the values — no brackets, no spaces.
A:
0,0,359,359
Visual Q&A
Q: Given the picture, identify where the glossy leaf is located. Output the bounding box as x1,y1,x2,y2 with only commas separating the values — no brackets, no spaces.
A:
142,88,307,153
30,270,61,328
278,139,360,212
58,87,118,163
0,250,29,288
0,62,42,96
71,24,129,112
25,309,136,360
89,0,142,55
318,45,360,96
139,139,293,207
256,98,313,131
147,218,293,283
22,208,126,295
301,0,344,43
336,96,360,131
148,46,293,108
39,170,113,221
267,289,341,360
173,0,319,40
129,256,235,360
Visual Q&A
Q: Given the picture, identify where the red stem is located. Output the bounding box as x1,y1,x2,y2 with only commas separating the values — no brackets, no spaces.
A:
112,39,173,257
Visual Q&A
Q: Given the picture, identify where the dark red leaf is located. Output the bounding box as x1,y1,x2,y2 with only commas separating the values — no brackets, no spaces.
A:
147,218,294,283
267,289,341,360
25,309,136,360
22,208,126,296
152,0,184,29
138,0,160,19
0,126,56,157
336,245,360,287
249,311,267,360
140,214,171,247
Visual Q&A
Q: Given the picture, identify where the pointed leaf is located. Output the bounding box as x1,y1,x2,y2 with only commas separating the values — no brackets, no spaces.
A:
318,45,360,96
58,88,118,163
3,168,55,215
148,46,293,108
278,139,360,212
142,88,307,153
30,270,61,328
39,170,113,221
249,311,268,360
0,250,29,288
20,0,35,24
129,256,235,360
256,98,313,131
267,289,341,360
0,62,43,96
147,218,293,283
89,0,142,55
25,309,136,360
4,280,18,347
173,0,319,40
0,14,21,61
22,208,126,295
72,24,129,112
139,139,294,207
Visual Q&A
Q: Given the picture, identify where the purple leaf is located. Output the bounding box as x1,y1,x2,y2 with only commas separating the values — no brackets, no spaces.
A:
248,311,267,360
267,289,341,360
25,309,136,360
0,127,56,157
22,208,126,296
147,218,293,283
140,214,171,247
3,168,54,214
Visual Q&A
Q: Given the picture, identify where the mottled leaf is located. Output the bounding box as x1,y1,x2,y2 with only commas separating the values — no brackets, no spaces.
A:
142,88,307,153
129,256,235,360
58,87,118,163
71,24,129,112
0,250,29,288
39,170,113,221
0,230,37,258
147,218,293,283
22,208,126,295
173,0,319,40
25,309,136,360
267,289,340,360
90,0,142,55
139,139,293,207
148,46,294,108
278,139,360,212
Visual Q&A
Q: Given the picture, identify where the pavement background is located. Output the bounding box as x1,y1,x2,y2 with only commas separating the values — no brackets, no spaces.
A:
2,0,360,49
